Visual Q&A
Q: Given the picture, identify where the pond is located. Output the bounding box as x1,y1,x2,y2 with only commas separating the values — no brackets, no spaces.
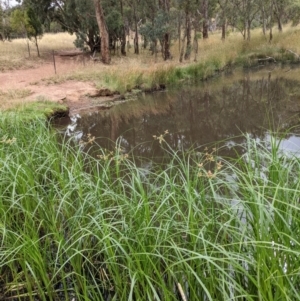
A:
54,65,300,159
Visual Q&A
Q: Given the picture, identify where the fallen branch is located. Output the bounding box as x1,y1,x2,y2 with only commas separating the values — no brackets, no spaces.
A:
56,50,84,57
287,49,300,59
257,56,276,63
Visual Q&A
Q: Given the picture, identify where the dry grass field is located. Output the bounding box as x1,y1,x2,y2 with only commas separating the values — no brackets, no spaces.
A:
43,25,300,89
1,25,300,71
0,32,76,71
1,25,300,111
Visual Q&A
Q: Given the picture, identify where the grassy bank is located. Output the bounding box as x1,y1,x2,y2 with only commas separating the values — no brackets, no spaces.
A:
1,116,300,300
0,91,68,116
44,26,300,94
2,26,300,96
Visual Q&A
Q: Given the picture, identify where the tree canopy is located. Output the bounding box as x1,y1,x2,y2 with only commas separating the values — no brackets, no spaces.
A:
3,0,300,62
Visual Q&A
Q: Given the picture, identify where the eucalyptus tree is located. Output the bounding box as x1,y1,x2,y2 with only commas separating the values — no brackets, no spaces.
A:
18,0,55,31
18,0,103,49
64,0,100,52
260,0,270,35
19,0,99,52
10,5,43,56
288,0,300,26
25,6,43,56
139,0,176,60
217,0,231,40
119,0,126,55
140,9,174,60
0,0,13,40
139,0,158,50
124,0,142,54
158,0,172,60
259,0,299,40
272,0,300,31
176,0,196,61
230,0,260,40
272,0,286,31
100,0,127,56
196,0,217,40
10,8,31,56
93,0,110,63
202,0,209,38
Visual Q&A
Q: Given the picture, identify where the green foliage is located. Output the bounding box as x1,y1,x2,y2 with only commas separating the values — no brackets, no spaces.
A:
72,0,99,51
1,117,300,300
8,0,299,57
48,21,63,33
10,8,42,41
0,3,13,40
10,6,43,56
140,10,170,43
289,0,300,26
10,9,26,35
105,9,123,35
25,7,43,39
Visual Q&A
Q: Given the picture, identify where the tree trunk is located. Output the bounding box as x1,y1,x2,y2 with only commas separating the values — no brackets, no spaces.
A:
221,11,226,41
180,29,186,63
202,0,209,39
269,1,273,42
178,10,182,59
133,6,139,54
159,0,171,60
247,19,251,41
277,17,282,32
143,35,148,49
154,39,158,62
262,6,266,36
87,28,97,52
26,35,31,57
93,0,111,64
273,1,283,32
193,30,198,62
163,33,171,60
243,21,247,40
184,10,191,60
120,0,126,55
34,36,40,57
192,14,200,62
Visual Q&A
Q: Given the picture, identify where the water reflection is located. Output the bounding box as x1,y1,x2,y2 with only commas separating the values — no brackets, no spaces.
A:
279,136,300,153
54,66,300,159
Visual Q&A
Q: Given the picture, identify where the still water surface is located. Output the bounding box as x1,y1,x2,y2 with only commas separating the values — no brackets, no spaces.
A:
54,66,300,159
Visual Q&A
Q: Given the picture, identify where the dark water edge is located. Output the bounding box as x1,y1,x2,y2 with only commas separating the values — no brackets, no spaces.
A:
54,65,300,161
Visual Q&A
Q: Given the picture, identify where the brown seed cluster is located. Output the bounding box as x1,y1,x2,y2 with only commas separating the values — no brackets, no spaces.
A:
80,133,95,146
153,130,169,144
197,147,223,179
97,147,129,164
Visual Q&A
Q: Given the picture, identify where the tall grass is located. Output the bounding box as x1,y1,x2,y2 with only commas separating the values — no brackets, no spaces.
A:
49,25,300,93
1,115,300,300
2,26,300,95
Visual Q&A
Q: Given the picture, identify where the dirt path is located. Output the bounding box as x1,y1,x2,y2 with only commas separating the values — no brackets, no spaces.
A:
0,56,115,115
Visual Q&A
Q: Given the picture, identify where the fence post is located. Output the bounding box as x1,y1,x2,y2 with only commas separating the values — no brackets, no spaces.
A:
52,50,57,74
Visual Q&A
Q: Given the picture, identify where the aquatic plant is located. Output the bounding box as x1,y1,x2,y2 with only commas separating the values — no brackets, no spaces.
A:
0,116,300,300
